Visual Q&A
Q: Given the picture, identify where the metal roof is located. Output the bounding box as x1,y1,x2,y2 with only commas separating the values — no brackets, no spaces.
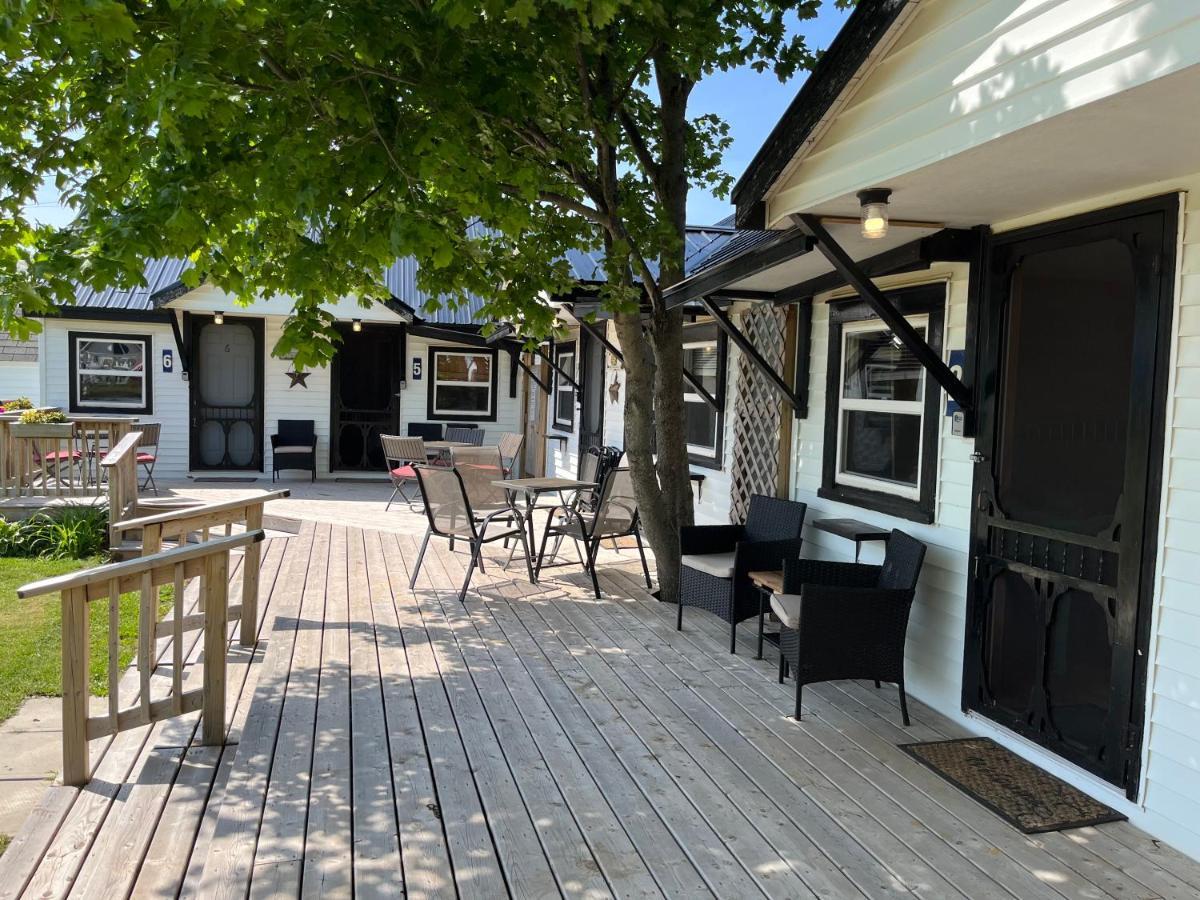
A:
562,225,744,284
382,257,490,326
71,257,192,312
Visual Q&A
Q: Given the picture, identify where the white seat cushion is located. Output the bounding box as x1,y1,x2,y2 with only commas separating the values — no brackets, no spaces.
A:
274,445,314,454
770,592,803,630
681,552,735,580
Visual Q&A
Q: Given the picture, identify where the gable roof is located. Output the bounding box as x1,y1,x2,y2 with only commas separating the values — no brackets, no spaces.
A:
731,0,912,228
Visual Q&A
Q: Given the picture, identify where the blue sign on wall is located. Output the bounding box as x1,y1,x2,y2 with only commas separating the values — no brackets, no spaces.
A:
945,349,965,416
162,348,173,373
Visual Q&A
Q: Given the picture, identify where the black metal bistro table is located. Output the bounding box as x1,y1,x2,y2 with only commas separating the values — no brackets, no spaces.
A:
494,476,597,566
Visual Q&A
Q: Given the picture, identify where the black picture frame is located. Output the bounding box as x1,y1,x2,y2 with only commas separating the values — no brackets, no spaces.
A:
426,345,499,422
68,330,154,415
819,283,946,524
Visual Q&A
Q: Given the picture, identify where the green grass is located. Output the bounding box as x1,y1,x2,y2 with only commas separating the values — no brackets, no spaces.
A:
0,557,174,724
0,833,9,858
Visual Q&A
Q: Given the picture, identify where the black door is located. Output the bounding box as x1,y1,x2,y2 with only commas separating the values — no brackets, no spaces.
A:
579,330,606,454
964,198,1176,797
189,315,265,470
330,324,403,471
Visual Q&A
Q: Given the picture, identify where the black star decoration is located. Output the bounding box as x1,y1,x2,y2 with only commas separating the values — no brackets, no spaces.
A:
286,370,310,389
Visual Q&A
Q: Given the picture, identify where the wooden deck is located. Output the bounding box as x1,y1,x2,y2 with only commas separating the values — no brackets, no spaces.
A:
3,520,1200,899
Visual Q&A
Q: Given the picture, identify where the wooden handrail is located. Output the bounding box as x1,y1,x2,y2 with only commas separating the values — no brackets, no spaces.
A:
100,431,142,468
109,489,290,533
18,531,263,786
17,531,263,598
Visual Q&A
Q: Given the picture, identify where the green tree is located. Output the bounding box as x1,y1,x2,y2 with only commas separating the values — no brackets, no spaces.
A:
0,0,832,601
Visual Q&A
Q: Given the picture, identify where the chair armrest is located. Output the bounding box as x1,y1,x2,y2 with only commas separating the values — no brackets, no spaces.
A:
680,524,744,556
783,559,881,592
270,434,281,448
734,537,804,576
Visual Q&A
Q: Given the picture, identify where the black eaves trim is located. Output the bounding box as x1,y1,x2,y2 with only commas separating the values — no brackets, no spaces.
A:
732,0,910,228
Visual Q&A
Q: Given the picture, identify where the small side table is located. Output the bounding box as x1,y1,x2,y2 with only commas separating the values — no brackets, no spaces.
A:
812,517,890,563
749,569,784,660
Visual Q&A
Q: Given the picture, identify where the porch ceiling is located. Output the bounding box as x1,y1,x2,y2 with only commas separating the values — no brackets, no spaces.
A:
768,62,1200,233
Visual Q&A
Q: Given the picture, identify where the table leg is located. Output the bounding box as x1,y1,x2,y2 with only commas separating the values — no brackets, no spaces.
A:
757,589,766,660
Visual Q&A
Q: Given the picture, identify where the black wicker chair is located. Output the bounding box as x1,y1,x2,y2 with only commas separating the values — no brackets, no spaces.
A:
771,529,927,725
271,419,317,482
676,495,807,654
407,422,443,441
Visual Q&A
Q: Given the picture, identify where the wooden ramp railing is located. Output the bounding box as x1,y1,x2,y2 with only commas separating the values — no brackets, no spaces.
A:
108,489,290,645
0,415,140,500
17,531,264,786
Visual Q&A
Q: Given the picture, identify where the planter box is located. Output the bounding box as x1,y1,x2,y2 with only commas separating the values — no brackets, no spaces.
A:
9,422,76,439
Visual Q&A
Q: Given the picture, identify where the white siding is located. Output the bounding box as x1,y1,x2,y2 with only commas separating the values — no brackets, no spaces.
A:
39,318,190,477
404,334,523,445
768,0,1200,223
0,363,40,406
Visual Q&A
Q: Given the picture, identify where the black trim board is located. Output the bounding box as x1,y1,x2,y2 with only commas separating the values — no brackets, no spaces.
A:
819,284,946,524
681,321,728,469
732,0,910,228
551,341,577,431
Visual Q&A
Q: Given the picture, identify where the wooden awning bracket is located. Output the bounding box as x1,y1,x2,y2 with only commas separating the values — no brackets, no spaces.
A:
700,297,805,414
533,345,581,393
792,213,973,413
168,310,190,377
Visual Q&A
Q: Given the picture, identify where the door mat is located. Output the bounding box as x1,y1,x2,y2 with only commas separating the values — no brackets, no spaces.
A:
192,477,259,483
899,737,1125,834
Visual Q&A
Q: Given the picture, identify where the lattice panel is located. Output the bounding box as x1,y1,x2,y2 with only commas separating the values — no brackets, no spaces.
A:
729,305,787,524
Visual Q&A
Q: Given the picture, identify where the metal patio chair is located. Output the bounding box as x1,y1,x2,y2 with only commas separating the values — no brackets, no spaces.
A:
445,425,485,445
534,467,651,599
771,529,927,724
497,432,524,477
410,464,534,602
136,422,161,493
381,434,426,511
676,494,807,654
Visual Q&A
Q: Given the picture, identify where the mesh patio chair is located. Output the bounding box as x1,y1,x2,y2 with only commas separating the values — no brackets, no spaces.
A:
450,446,508,509
676,494,807,654
771,529,928,724
497,432,524,477
410,464,534,602
381,434,426,511
136,423,161,493
446,425,485,445
534,467,651,599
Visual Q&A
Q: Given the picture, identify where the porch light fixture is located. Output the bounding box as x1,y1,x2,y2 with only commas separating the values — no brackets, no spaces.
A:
213,310,225,325
352,318,363,332
857,188,892,240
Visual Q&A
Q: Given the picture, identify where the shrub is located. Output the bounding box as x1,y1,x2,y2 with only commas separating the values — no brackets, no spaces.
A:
17,409,68,425
0,507,109,560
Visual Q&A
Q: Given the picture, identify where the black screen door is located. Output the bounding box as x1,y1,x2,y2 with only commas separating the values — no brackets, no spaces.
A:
189,316,264,471
964,198,1175,796
330,324,402,471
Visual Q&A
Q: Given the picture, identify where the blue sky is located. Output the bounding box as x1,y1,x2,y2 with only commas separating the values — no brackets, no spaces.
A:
688,3,851,225
27,4,849,231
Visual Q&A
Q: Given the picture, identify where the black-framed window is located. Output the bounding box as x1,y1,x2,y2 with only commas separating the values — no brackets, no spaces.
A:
820,284,946,523
427,346,498,421
553,342,576,430
68,331,153,414
682,322,727,468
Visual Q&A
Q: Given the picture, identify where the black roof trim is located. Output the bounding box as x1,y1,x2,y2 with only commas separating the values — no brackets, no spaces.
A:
732,0,910,229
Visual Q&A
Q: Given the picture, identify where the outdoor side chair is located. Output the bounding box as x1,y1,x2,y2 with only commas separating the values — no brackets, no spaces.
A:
381,434,426,511
676,494,807,654
271,419,317,482
497,432,524,477
771,529,928,725
410,464,534,602
446,425,485,445
136,422,161,493
534,467,651,599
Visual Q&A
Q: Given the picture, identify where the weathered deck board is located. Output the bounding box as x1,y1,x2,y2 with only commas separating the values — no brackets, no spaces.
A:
6,521,1200,900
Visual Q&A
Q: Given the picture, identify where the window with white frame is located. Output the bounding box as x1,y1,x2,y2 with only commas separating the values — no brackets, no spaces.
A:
69,332,152,413
682,324,725,465
428,347,496,420
821,284,945,523
553,343,575,430
835,317,928,498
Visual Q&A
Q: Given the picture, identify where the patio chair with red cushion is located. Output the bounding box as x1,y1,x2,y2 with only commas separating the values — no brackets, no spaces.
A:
381,434,426,511
136,422,161,493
